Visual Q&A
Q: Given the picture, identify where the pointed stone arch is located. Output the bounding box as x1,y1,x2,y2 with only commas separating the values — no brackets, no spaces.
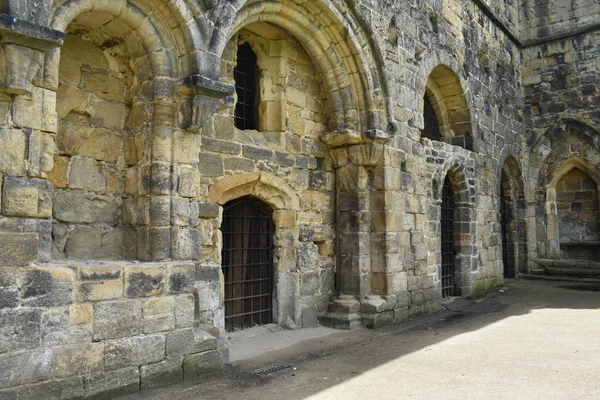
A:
529,117,600,154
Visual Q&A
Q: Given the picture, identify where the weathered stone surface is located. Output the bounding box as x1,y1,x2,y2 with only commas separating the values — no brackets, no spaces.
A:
0,376,83,400
0,309,42,353
167,264,195,294
77,280,123,302
0,232,39,266
53,191,119,224
140,357,183,390
21,267,73,307
93,300,142,340
0,129,26,175
0,350,52,387
83,367,139,399
68,157,106,193
3,177,52,218
51,343,104,378
124,266,165,297
183,350,223,381
166,328,217,357
104,335,165,370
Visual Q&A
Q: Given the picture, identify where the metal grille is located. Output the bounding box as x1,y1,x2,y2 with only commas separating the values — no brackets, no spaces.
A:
234,43,258,130
221,197,273,332
441,177,455,298
423,96,441,141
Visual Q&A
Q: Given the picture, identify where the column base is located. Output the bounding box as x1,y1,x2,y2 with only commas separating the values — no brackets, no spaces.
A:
319,296,361,330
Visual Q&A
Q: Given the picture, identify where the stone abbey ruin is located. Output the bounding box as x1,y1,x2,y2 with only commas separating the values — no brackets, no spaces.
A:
0,0,598,397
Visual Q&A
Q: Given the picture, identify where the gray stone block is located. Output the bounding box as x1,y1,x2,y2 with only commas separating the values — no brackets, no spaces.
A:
104,335,165,370
0,288,18,309
53,191,119,225
93,300,142,340
51,343,104,378
83,367,139,400
0,308,42,353
0,376,83,400
182,350,223,381
0,232,39,266
21,267,73,307
167,264,195,294
140,357,183,390
0,350,52,387
166,328,217,357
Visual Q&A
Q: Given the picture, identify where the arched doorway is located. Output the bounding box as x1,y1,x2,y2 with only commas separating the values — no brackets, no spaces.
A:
441,176,456,297
221,196,274,331
501,169,516,278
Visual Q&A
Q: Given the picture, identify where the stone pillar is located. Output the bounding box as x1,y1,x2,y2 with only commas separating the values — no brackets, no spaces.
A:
318,130,390,329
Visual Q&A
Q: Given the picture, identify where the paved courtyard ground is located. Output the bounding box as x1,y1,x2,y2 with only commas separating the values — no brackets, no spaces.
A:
119,279,600,400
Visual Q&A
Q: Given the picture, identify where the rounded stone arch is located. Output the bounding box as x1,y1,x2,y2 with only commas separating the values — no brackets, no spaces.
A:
209,172,300,212
209,172,301,329
417,48,476,148
432,158,478,296
432,159,475,206
47,0,182,89
208,0,390,133
529,117,600,153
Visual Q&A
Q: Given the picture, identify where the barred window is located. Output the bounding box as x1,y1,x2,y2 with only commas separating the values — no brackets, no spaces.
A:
423,96,441,141
234,43,258,130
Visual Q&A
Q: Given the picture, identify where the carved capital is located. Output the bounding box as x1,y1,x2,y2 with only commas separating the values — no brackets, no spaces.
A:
321,129,391,149
0,14,64,94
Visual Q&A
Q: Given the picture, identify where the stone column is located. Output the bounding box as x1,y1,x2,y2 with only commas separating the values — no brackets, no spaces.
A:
545,187,561,258
318,130,390,329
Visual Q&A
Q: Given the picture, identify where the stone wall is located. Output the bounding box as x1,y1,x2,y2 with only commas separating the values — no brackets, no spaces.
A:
520,0,600,41
0,0,598,397
0,262,224,399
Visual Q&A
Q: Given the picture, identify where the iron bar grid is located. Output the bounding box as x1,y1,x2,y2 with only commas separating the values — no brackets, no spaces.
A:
234,43,258,130
441,176,455,298
222,197,273,332
423,96,441,141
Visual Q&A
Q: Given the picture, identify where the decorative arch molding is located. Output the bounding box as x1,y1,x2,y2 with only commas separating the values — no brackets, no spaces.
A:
542,156,600,259
432,158,475,206
430,157,478,296
208,0,390,134
497,146,523,192
209,172,300,211
416,48,476,146
47,0,183,87
530,116,600,155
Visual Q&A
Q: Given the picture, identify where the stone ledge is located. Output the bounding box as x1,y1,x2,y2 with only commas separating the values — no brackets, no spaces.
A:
0,14,64,50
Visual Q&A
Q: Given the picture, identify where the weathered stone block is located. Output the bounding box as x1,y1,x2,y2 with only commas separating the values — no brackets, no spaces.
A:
0,232,39,266
3,177,52,218
77,280,123,302
0,350,52,387
68,156,106,193
0,376,84,400
53,191,119,225
140,357,183,390
166,328,217,357
0,128,26,175
174,294,195,328
91,100,127,131
167,264,195,294
57,122,122,164
93,299,142,340
143,314,175,334
182,350,223,381
124,266,165,297
51,343,104,378
0,308,42,353
70,303,93,325
48,155,69,189
171,228,201,260
198,152,223,176
0,288,18,309
21,267,74,307
104,335,165,370
83,367,139,400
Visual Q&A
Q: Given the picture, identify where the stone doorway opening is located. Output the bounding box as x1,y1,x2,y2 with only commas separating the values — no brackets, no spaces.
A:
501,169,516,278
222,196,275,331
441,176,456,297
